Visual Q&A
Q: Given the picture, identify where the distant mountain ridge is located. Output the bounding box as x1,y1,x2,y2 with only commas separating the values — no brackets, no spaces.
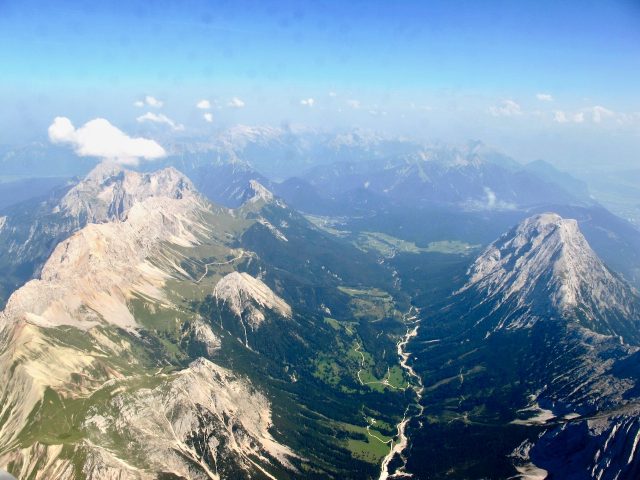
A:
274,146,591,214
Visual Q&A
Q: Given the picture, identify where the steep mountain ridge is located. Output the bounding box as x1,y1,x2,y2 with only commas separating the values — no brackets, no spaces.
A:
2,195,207,331
0,162,202,308
0,168,216,464
405,212,640,479
57,161,197,223
461,213,639,341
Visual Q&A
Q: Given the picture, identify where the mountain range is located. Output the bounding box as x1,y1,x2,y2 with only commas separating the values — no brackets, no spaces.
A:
0,131,639,479
0,163,414,479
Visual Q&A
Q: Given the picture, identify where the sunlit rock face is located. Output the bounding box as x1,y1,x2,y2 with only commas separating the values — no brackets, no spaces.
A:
213,271,292,329
461,213,639,341
0,165,298,479
58,161,198,223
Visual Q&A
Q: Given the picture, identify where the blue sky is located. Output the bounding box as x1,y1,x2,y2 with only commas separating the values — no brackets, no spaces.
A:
1,0,639,170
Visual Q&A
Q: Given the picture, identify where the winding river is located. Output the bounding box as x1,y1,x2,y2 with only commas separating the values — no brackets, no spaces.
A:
378,307,425,480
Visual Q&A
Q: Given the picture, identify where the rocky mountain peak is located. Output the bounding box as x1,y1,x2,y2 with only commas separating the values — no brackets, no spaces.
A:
248,179,274,201
239,179,276,205
462,213,639,340
515,212,578,239
57,161,197,223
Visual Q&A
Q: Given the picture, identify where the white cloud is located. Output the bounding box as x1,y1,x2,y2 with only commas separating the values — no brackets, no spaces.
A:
591,105,614,123
133,96,163,108
536,93,553,102
347,99,361,109
573,112,585,123
144,95,163,108
489,99,522,117
328,91,337,97
203,112,213,123
196,99,211,110
49,116,77,141
615,111,640,125
554,110,568,123
484,187,497,209
228,97,245,108
300,98,315,107
136,112,184,131
554,106,615,124
48,117,166,165
554,110,584,123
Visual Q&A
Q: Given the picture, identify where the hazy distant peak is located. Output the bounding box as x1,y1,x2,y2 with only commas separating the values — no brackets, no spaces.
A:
393,142,517,170
247,179,274,202
219,125,286,148
238,179,278,206
83,159,126,180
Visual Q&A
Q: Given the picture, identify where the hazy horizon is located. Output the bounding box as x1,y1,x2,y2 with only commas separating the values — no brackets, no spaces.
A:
1,0,639,173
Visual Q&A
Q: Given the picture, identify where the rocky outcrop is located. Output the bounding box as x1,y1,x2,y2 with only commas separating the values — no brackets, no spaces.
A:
213,272,292,330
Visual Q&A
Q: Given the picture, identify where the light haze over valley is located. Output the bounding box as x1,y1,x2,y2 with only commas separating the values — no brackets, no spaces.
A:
0,1,639,479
